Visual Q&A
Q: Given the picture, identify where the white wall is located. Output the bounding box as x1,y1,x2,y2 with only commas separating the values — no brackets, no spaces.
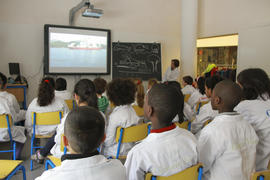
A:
198,0,270,75
0,0,182,105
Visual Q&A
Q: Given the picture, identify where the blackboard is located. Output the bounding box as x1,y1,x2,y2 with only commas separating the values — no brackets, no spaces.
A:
112,42,161,80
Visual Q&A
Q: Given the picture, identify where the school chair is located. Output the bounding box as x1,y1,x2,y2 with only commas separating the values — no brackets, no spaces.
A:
0,160,26,180
145,163,203,180
114,123,151,159
184,94,191,103
132,105,144,117
175,121,191,131
195,101,209,115
0,114,16,160
65,99,76,110
30,111,63,171
45,134,67,170
251,170,270,180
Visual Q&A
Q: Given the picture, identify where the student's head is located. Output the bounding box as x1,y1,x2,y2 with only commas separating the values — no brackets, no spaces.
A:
64,106,105,154
106,78,136,106
37,77,55,106
197,76,206,95
205,75,224,98
237,68,270,100
55,78,67,91
134,78,145,108
0,72,7,90
166,81,184,123
211,80,242,112
171,59,180,70
147,78,158,90
93,78,107,96
144,84,182,128
74,79,98,109
182,76,193,86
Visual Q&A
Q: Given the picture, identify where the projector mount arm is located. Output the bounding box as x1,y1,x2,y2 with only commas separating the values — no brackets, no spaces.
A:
69,0,90,26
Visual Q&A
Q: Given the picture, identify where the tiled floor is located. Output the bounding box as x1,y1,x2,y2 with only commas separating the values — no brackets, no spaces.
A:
0,137,50,180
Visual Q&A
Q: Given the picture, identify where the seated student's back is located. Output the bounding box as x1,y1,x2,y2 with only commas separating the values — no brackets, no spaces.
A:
102,78,140,157
55,77,72,100
125,84,198,180
36,106,126,180
198,80,258,180
234,68,270,171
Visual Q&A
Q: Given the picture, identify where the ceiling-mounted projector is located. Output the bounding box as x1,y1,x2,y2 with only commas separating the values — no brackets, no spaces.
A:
69,0,103,25
82,5,103,18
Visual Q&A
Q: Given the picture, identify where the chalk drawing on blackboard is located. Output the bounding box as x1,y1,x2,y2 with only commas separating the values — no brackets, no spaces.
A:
112,42,161,80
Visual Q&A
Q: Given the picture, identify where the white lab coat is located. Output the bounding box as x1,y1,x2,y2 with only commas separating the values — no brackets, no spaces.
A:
0,97,26,143
191,101,218,135
102,104,140,157
234,97,270,171
55,90,73,100
162,67,180,82
25,97,69,136
124,126,198,180
187,89,203,109
35,155,126,180
181,85,195,95
51,111,106,158
0,91,25,122
198,112,259,180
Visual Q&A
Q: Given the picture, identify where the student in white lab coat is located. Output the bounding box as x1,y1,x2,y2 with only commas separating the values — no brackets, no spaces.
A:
54,77,73,100
181,76,195,95
0,96,26,159
102,78,140,157
125,84,198,180
25,77,69,136
234,68,270,171
32,79,100,162
198,80,259,180
0,72,25,123
191,75,223,135
36,106,126,180
162,59,180,82
188,76,208,112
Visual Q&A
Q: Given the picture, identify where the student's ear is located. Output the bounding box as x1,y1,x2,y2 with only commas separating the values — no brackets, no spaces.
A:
63,135,69,147
145,105,154,117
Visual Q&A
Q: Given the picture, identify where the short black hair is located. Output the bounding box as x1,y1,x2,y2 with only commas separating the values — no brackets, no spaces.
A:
166,81,184,123
93,78,107,95
148,84,182,126
205,75,224,90
214,80,242,110
55,78,67,91
74,79,98,109
106,78,136,106
0,72,7,89
172,59,180,68
237,68,270,100
197,77,205,95
64,106,105,154
183,76,193,85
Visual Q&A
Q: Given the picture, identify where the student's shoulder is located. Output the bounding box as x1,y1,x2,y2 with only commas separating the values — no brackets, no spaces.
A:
35,166,61,180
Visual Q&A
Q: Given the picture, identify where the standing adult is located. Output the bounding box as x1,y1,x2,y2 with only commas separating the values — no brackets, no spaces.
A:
162,59,180,82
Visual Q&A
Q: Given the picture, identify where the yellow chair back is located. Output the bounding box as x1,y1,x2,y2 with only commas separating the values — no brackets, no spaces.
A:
65,99,75,110
31,111,63,125
116,123,149,143
0,114,12,128
175,121,190,130
184,94,191,103
145,163,203,180
132,105,144,117
251,170,270,180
